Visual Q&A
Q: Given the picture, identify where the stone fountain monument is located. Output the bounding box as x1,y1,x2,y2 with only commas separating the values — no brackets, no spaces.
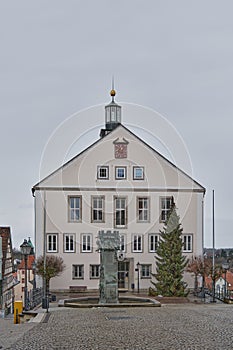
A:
96,230,120,304
60,230,160,307
60,230,160,308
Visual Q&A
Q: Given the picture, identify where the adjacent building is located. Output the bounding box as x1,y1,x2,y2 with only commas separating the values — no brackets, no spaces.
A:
0,227,14,316
206,271,233,298
14,255,35,307
33,89,205,292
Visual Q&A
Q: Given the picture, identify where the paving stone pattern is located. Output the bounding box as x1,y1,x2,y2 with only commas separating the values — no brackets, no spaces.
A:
2,304,233,349
0,316,35,349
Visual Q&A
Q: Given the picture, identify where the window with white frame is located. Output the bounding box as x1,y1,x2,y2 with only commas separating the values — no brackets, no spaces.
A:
141,264,152,278
160,196,173,222
120,234,126,252
149,234,159,252
64,234,75,252
68,196,81,222
137,197,150,222
115,166,127,179
115,197,127,227
72,265,84,279
47,234,58,252
133,166,144,180
97,166,109,179
81,234,92,252
132,234,143,252
182,234,193,252
90,265,100,279
92,196,104,222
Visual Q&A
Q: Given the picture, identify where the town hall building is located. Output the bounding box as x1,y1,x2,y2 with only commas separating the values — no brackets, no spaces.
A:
32,88,205,292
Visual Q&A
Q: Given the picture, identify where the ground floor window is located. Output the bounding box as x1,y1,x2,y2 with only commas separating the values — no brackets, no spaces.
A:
141,264,152,278
72,264,84,279
90,265,100,279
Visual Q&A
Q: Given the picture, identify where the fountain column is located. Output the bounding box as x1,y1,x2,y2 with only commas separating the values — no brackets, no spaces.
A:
97,230,120,304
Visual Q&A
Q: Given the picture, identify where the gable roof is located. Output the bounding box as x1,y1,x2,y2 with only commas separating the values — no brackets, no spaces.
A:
33,124,205,192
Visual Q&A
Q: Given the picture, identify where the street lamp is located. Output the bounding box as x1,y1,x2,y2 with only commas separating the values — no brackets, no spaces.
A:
222,262,230,299
20,239,31,311
136,262,140,294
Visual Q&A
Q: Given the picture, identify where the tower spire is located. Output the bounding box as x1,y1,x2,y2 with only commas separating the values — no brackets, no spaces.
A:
110,76,116,102
99,79,122,138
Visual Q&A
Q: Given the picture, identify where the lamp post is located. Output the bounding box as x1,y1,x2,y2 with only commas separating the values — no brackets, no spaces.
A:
20,239,31,311
136,262,140,294
222,262,229,299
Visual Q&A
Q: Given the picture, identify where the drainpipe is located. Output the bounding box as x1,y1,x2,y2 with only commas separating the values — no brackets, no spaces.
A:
0,237,2,311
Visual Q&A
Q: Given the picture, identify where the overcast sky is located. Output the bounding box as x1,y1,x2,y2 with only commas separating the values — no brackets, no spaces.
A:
1,1,233,249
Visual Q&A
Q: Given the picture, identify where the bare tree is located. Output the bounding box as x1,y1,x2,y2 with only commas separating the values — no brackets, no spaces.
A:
36,255,65,298
186,256,212,295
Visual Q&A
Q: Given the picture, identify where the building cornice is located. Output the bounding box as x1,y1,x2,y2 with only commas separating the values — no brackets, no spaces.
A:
33,186,205,193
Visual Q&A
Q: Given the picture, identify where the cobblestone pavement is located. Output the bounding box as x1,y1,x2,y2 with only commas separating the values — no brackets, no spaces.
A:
0,315,35,349
1,303,233,350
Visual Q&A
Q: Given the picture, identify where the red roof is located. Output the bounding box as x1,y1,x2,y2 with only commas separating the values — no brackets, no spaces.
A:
205,271,233,291
18,255,35,270
225,271,233,291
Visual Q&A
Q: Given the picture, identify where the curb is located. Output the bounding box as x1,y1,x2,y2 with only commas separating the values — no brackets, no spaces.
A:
29,312,46,323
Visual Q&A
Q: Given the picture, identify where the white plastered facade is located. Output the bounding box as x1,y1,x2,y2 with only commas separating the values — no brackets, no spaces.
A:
33,124,205,292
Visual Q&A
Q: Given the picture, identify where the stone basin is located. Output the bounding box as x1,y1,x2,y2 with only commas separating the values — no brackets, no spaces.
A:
58,296,161,308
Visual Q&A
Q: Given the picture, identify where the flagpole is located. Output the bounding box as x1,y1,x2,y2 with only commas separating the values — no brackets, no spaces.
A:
212,189,216,302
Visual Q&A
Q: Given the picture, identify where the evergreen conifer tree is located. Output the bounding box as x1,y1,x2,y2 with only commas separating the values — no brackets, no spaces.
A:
151,204,188,297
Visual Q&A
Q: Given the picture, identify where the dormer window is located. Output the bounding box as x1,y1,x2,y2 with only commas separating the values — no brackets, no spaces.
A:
115,167,127,179
133,166,144,180
97,166,109,179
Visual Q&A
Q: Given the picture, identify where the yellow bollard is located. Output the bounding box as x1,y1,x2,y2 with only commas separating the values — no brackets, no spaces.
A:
14,301,23,324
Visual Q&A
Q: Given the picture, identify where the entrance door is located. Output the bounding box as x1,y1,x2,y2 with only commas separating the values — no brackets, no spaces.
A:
118,261,129,289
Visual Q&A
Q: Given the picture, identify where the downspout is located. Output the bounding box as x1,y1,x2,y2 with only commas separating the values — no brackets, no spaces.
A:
43,190,47,308
202,193,205,256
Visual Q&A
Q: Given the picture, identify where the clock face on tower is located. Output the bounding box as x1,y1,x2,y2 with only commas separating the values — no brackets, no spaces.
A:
115,143,127,158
